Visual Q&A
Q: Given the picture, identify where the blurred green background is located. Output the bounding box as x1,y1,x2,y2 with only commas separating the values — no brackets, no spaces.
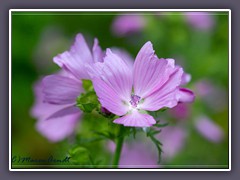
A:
11,11,229,169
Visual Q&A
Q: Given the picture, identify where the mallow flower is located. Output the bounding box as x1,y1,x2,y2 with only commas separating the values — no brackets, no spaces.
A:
184,12,215,31
89,42,195,127
31,33,104,141
111,15,146,37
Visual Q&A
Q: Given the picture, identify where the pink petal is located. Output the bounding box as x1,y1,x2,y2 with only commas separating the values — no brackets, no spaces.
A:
194,116,224,143
133,42,177,98
36,113,81,142
111,48,134,70
177,88,195,103
92,77,129,116
42,74,83,105
91,49,133,102
46,105,80,120
181,72,191,85
113,110,156,127
31,80,81,142
92,38,104,63
140,67,183,111
53,33,94,79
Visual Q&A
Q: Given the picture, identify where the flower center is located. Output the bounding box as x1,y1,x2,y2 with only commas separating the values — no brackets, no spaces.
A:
130,94,141,108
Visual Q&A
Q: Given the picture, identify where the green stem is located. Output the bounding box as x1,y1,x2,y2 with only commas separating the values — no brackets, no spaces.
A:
112,125,125,168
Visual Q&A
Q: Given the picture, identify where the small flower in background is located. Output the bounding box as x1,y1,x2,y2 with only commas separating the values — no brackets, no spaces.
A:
194,79,227,112
194,115,224,143
184,12,215,31
89,42,195,127
157,126,187,160
107,140,159,168
31,75,82,142
107,125,187,167
111,15,146,37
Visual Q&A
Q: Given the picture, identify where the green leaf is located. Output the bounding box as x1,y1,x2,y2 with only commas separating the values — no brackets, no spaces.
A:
146,128,163,164
93,131,116,141
68,146,92,165
153,120,169,127
149,108,168,118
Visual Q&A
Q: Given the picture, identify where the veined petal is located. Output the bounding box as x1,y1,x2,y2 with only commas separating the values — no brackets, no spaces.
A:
53,33,94,79
91,49,133,102
140,67,183,111
177,88,195,103
113,110,156,127
133,42,176,98
46,105,80,120
92,38,104,63
36,112,81,142
111,48,134,70
92,77,129,116
42,75,83,105
31,80,81,142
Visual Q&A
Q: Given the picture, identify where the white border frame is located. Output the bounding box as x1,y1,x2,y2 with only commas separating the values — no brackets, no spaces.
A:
9,9,231,171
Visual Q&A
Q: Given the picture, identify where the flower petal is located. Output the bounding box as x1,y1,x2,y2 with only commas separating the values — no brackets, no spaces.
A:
42,75,83,105
133,42,176,98
46,105,80,120
111,48,134,70
92,77,129,116
91,49,133,102
177,88,195,103
113,110,156,127
92,38,104,63
181,72,191,85
140,67,183,111
53,33,94,79
194,116,224,143
36,112,81,142
31,80,81,142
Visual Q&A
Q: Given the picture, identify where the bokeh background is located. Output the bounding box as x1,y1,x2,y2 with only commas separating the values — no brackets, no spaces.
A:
11,11,229,169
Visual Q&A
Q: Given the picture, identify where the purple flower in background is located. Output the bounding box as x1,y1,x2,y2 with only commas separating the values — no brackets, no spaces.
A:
89,42,195,127
31,74,82,142
108,141,159,168
157,126,187,160
112,15,146,37
194,116,224,143
195,79,227,112
184,12,215,30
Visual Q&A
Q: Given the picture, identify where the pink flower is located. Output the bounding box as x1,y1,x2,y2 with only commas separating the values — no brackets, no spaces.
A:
184,12,215,30
31,33,104,141
111,15,146,37
90,42,195,127
31,73,82,142
194,116,224,143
